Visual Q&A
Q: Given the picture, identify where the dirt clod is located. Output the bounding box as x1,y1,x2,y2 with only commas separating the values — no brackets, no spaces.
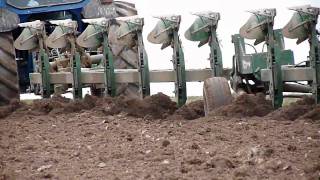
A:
268,96,318,120
211,93,273,118
30,95,99,116
0,100,23,119
190,143,200,150
172,100,204,120
162,140,170,147
104,93,177,119
299,105,320,120
32,95,70,114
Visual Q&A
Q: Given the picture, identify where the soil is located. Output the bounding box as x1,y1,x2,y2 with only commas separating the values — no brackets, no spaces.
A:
103,93,178,119
0,93,319,179
268,96,319,121
32,95,99,115
0,100,22,119
210,93,273,118
170,100,205,120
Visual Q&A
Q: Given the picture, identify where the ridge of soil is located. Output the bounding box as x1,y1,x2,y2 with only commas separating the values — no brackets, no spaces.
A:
170,100,204,120
103,93,178,119
2,93,320,121
268,96,319,120
0,100,23,119
0,93,206,120
210,93,273,118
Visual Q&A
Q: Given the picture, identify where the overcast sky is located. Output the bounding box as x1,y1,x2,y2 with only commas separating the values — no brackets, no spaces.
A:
121,0,319,96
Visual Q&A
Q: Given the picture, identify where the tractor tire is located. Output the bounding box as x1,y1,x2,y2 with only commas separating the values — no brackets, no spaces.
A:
83,0,140,98
0,32,19,106
108,29,140,97
203,77,233,116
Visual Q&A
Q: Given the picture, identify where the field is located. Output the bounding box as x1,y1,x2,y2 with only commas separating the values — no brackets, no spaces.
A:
0,93,319,180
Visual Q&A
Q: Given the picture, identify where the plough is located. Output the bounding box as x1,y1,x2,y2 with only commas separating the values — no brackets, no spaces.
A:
13,5,320,113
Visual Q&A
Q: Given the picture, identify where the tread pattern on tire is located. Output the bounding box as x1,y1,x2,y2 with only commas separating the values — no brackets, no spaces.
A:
84,0,140,98
0,32,19,105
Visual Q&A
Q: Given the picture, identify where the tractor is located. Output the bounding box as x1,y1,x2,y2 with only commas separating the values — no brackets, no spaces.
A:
0,0,138,105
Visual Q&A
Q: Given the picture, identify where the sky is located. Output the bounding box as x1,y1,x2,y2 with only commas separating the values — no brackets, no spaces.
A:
121,0,320,96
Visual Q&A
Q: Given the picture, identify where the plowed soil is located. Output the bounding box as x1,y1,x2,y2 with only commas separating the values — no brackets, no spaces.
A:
268,96,320,121
0,93,319,180
211,93,273,118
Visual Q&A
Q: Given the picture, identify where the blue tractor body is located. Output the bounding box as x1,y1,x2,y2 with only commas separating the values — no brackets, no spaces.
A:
0,1,89,15
0,0,91,92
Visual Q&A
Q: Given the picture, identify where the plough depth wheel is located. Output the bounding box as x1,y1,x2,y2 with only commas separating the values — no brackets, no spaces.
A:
203,77,233,116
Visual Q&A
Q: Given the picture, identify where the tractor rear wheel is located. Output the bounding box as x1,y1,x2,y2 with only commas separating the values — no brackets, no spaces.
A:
0,32,19,105
203,77,232,116
83,0,140,98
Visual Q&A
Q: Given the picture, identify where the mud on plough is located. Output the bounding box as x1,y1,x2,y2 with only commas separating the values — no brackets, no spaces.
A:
15,5,320,114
